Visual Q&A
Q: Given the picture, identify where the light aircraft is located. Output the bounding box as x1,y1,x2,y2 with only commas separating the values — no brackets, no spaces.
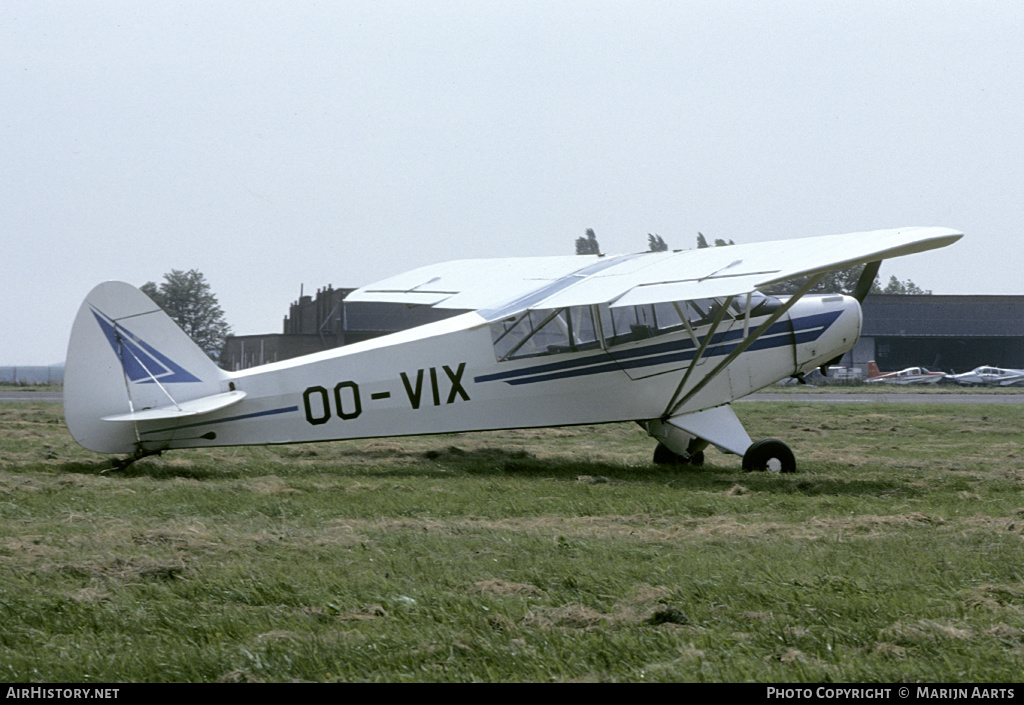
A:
948,365,1024,387
64,226,962,473
866,361,946,385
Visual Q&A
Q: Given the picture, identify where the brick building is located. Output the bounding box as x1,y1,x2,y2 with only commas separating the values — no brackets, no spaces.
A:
221,285,462,370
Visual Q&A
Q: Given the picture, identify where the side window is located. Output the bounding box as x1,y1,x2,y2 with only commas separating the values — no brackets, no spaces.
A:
491,310,562,360
568,306,601,351
491,307,602,361
598,302,686,347
489,293,780,360
491,312,531,360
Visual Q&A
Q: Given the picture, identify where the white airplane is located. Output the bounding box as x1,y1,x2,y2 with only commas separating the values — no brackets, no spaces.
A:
948,365,1024,387
866,361,946,385
64,227,962,473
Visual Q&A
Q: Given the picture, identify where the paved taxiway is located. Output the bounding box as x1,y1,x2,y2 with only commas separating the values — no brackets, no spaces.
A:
740,392,1024,404
0,391,63,403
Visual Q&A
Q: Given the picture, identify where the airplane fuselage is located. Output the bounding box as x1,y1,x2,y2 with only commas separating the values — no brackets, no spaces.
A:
124,294,861,453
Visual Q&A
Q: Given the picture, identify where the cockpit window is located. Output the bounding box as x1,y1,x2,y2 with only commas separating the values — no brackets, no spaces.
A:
491,306,601,361
598,302,686,346
489,292,782,361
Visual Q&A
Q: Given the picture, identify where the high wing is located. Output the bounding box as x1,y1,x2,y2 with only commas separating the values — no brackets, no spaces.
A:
343,254,600,312
345,227,962,317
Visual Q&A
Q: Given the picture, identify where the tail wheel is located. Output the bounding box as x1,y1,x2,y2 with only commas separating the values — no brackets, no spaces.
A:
742,438,795,474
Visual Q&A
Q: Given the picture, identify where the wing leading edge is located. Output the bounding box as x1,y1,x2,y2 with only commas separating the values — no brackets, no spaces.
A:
345,227,962,317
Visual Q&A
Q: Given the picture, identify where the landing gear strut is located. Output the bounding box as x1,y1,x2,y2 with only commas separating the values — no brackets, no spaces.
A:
742,438,795,473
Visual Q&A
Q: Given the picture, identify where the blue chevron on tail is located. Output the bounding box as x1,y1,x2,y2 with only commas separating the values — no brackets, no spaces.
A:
89,306,202,384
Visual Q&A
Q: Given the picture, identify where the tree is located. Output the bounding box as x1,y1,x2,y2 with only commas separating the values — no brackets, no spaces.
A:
688,234,926,297
881,275,931,295
765,264,873,297
575,229,601,255
763,264,930,297
647,234,668,252
141,269,232,361
696,232,733,248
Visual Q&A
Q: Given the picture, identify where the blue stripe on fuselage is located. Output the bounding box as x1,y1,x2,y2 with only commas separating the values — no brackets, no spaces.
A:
138,405,301,437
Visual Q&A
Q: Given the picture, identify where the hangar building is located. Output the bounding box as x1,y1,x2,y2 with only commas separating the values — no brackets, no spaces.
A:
854,295,1024,374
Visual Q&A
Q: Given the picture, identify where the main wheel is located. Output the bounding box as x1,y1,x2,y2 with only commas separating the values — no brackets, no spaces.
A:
742,438,795,473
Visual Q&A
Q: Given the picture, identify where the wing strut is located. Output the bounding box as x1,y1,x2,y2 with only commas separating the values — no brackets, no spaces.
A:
663,272,827,418
851,260,881,304
661,295,736,414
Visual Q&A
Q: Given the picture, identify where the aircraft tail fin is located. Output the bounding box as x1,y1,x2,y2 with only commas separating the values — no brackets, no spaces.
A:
64,281,232,454
867,361,881,379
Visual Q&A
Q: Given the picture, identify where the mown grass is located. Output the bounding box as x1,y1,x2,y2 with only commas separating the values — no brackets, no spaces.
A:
0,400,1022,682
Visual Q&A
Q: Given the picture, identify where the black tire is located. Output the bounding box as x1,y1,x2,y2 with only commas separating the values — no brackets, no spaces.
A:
742,438,796,473
653,443,704,467
653,443,682,465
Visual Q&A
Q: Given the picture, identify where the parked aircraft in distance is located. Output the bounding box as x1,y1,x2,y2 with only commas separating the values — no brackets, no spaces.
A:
948,365,1024,387
866,361,946,385
64,227,962,474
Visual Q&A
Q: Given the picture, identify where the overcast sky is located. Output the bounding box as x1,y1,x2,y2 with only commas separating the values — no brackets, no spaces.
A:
3,0,1022,365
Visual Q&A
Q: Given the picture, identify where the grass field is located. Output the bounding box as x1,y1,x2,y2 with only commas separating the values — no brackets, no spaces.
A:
0,399,1022,682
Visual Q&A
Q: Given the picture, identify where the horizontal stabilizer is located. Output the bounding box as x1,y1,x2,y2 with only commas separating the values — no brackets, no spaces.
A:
102,390,246,423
